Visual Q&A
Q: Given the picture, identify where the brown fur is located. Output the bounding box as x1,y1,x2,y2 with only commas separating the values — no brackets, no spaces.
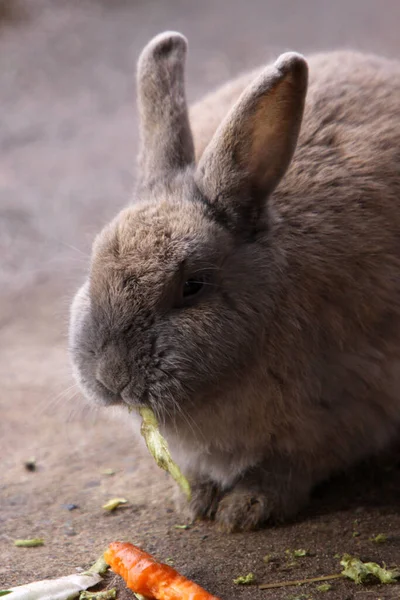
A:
69,32,400,532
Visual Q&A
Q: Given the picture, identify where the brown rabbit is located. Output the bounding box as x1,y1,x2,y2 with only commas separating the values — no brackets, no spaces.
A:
69,32,400,532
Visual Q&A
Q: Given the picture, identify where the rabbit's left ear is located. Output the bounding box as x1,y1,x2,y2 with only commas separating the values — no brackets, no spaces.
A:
195,53,308,232
137,32,194,187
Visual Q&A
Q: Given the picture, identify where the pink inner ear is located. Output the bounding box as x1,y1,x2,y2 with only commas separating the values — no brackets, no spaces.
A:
246,75,306,191
195,56,307,217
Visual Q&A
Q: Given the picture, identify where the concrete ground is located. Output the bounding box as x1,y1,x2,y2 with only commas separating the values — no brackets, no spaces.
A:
1,1,400,598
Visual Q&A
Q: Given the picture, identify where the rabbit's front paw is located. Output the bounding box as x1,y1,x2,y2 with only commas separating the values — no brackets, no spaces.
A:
189,479,222,520
215,460,312,532
175,479,222,522
215,490,272,532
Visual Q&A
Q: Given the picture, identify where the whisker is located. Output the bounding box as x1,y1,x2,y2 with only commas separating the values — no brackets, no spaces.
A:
193,265,222,273
45,383,80,408
156,367,204,441
46,237,91,258
64,400,98,423
171,397,203,442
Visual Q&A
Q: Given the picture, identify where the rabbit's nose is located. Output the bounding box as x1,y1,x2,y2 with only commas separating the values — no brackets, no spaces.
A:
96,369,129,395
95,347,130,395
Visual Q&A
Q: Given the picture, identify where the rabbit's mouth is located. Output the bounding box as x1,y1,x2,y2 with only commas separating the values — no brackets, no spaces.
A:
88,377,150,411
120,387,151,411
79,374,125,408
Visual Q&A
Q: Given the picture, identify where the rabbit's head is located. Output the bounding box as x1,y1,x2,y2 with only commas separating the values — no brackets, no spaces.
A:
69,32,308,426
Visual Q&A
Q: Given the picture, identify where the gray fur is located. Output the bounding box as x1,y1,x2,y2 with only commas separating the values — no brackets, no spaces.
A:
69,33,400,532
137,32,194,189
196,52,308,232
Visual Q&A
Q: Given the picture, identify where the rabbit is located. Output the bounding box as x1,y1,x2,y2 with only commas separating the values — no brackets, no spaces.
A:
69,31,400,532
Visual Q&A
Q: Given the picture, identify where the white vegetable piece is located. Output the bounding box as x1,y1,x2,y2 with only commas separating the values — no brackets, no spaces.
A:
2,572,102,599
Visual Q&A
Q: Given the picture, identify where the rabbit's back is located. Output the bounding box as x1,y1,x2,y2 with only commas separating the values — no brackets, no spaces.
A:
275,52,400,289
191,51,400,174
292,51,400,204
270,54,400,471
190,50,400,470
191,51,400,345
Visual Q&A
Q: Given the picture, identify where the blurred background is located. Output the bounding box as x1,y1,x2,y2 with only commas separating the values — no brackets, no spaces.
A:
1,1,400,594
1,0,400,296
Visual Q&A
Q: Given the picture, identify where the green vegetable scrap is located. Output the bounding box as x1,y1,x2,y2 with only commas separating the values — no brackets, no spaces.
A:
139,407,191,500
101,469,116,476
293,549,308,558
14,539,44,547
316,583,332,591
263,554,272,563
84,556,109,577
102,498,128,511
174,524,190,530
369,533,387,544
286,548,310,560
340,554,400,584
233,573,256,585
79,590,117,600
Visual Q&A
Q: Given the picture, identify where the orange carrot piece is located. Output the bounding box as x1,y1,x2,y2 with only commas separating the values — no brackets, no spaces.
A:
104,541,221,600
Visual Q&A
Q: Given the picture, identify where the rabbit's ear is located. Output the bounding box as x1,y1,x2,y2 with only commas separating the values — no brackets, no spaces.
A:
137,32,195,186
195,53,308,232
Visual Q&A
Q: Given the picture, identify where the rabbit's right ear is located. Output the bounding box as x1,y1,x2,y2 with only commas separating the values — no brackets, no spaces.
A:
195,53,308,233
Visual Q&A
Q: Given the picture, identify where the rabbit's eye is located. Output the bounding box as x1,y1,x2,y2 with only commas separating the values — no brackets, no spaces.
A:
175,272,211,308
183,277,204,298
